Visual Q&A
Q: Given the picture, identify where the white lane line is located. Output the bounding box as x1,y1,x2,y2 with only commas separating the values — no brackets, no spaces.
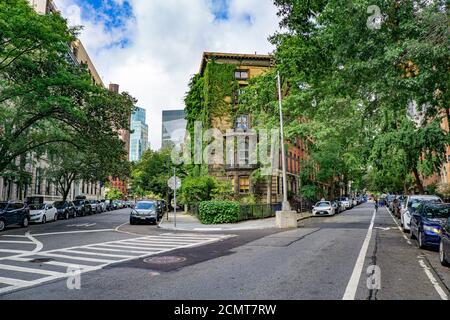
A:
38,253,116,264
118,241,179,248
60,249,134,259
0,249,29,254
0,263,64,276
418,259,448,300
127,239,201,245
82,246,153,255
0,241,34,244
132,238,202,243
40,261,93,270
30,229,115,237
91,243,163,252
386,208,412,245
0,235,27,238
342,209,377,300
0,276,30,287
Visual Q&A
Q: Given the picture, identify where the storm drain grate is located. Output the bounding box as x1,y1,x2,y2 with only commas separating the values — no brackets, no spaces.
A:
143,256,186,265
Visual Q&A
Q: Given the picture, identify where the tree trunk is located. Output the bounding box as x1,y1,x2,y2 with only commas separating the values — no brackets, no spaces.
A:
412,167,425,194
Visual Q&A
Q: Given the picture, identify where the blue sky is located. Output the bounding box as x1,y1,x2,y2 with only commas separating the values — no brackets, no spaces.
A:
55,0,278,149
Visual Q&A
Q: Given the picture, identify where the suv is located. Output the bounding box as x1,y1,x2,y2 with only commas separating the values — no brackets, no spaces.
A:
73,199,92,216
54,201,77,220
0,201,30,231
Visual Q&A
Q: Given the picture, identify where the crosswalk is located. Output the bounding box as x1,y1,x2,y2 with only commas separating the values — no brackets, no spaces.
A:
0,233,232,295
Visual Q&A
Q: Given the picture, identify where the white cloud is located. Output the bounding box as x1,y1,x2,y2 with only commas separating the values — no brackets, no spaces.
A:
54,0,280,150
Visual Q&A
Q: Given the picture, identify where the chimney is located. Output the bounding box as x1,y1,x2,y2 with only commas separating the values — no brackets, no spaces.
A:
109,83,119,93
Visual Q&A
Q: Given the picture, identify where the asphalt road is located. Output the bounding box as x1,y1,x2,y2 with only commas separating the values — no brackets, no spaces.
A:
0,204,449,300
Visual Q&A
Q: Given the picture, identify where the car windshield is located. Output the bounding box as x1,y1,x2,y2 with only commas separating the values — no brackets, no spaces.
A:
54,202,67,209
340,197,348,201
316,202,331,207
136,202,155,210
0,202,8,210
29,204,45,210
409,198,441,210
73,200,84,206
425,206,450,219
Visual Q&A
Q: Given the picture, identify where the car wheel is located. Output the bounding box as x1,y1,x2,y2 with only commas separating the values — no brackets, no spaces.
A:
21,216,29,228
129,219,135,225
42,215,47,224
439,242,449,267
73,211,77,218
418,231,425,249
54,213,58,222
65,211,69,220
0,219,5,232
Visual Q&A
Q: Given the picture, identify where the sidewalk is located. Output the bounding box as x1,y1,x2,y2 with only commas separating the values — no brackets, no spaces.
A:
158,211,312,231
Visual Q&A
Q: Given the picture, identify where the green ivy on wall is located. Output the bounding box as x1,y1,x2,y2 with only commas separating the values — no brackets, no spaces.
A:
184,61,239,176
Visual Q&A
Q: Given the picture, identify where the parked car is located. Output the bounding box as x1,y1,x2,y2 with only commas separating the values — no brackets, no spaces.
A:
130,201,158,225
89,200,101,214
401,195,443,232
339,197,352,210
53,201,77,220
439,217,450,267
0,201,30,231
54,201,77,220
29,203,57,224
72,199,92,216
312,201,336,216
331,200,341,214
410,203,450,249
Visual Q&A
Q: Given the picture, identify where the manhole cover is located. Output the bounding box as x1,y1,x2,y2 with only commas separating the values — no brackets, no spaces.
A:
30,258,53,263
144,256,186,264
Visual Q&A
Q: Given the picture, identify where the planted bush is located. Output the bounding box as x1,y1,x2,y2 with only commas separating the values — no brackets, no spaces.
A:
198,200,240,224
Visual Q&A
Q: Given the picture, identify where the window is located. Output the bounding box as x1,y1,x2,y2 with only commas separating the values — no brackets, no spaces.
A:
46,179,51,195
235,115,250,131
235,70,249,80
239,176,250,194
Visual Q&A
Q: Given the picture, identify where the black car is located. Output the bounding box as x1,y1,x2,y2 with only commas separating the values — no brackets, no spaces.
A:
72,200,92,216
0,201,30,231
53,201,77,220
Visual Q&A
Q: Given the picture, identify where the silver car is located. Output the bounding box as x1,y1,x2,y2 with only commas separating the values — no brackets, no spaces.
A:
130,201,158,225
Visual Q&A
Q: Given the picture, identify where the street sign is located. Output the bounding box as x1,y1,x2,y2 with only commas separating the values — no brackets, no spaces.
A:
168,176,181,190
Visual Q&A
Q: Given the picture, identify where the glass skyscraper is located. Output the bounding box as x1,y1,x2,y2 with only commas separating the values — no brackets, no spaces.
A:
161,110,187,150
130,107,149,162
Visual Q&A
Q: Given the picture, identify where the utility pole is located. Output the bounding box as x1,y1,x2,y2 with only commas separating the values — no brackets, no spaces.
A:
173,167,177,228
277,71,291,212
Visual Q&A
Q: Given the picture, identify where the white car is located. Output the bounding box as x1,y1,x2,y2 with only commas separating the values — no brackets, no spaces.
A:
312,201,336,216
339,197,352,209
401,195,443,232
29,203,57,224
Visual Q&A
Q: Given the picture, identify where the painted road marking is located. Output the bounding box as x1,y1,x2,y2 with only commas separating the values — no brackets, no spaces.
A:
0,233,233,295
418,259,448,300
343,209,377,300
0,264,64,276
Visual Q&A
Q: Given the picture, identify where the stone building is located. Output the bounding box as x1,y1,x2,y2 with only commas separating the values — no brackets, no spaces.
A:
187,52,305,204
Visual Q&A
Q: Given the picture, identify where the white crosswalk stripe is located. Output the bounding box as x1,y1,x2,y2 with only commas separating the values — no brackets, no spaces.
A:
0,233,233,295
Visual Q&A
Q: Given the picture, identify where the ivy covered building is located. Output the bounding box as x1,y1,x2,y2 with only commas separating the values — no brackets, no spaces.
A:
185,52,306,204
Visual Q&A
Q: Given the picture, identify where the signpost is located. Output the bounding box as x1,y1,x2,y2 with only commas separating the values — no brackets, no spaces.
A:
167,169,181,228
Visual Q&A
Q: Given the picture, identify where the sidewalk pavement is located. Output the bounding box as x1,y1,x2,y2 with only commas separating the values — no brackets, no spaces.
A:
158,211,312,231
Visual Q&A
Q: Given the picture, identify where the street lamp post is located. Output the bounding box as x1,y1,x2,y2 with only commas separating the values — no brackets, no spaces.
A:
277,71,291,212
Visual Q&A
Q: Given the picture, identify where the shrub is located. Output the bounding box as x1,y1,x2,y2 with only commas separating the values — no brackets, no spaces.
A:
198,200,240,224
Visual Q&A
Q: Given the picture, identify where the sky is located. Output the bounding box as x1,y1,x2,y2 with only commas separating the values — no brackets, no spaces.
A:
53,0,281,150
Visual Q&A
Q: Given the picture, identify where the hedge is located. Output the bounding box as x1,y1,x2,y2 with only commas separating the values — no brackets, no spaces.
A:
198,200,240,224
